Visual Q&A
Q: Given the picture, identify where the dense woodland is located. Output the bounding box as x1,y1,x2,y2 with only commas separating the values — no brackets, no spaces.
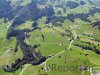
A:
0,0,100,27
74,41,100,55
0,0,14,20
4,27,46,72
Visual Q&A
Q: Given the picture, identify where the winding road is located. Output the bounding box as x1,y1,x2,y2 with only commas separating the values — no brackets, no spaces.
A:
19,25,77,75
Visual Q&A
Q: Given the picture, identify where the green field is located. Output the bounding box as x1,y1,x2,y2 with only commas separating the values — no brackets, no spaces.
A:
0,0,100,75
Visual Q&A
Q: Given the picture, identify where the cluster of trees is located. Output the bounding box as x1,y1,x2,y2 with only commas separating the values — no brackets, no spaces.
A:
0,0,55,27
1,0,100,27
4,54,46,72
4,58,22,72
5,27,46,72
55,29,72,37
82,34,100,43
74,43,94,50
87,0,100,6
66,1,86,9
60,32,71,37
44,7,99,26
66,13,90,22
91,21,100,27
45,16,66,26
0,0,14,20
91,21,100,30
46,2,100,24
32,21,38,28
89,7,100,15
32,0,48,5
6,27,31,40
74,41,100,55
66,7,100,22
66,1,79,9
11,3,55,27
80,1,86,5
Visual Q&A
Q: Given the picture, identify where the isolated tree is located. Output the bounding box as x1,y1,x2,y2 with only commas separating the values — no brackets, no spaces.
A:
32,21,38,28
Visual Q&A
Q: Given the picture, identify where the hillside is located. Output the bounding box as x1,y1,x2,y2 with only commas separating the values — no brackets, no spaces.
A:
0,0,100,75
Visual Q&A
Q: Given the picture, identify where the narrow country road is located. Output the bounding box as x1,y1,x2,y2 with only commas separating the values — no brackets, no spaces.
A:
19,64,31,75
19,25,77,75
82,71,84,75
